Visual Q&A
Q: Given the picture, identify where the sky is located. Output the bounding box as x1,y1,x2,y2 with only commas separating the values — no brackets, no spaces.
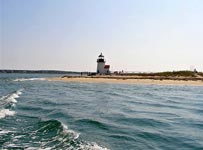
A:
0,0,203,72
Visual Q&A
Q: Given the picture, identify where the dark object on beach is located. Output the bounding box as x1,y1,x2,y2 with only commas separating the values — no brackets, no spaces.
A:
88,72,97,76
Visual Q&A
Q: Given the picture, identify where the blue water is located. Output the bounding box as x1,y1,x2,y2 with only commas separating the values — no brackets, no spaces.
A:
0,73,203,150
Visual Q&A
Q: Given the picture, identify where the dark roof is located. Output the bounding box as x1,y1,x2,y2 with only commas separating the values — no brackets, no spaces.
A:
98,53,104,57
104,65,110,69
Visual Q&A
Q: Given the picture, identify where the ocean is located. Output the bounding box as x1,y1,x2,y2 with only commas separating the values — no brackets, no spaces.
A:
0,73,203,150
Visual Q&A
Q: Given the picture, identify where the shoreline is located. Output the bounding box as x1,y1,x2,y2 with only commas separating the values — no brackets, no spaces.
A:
47,76,203,86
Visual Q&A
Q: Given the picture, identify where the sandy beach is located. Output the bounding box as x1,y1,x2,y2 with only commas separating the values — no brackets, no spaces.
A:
47,76,203,86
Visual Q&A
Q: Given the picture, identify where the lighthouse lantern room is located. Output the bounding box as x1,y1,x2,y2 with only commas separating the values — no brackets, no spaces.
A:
97,53,110,74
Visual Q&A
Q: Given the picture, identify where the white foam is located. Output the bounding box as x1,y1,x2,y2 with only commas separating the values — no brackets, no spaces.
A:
6,89,23,104
0,130,11,135
12,93,19,98
25,147,52,150
17,91,22,95
8,97,17,103
61,123,109,150
24,141,110,150
62,123,80,140
11,103,16,107
6,144,17,147
13,78,45,82
0,89,23,119
0,109,16,119
79,142,110,150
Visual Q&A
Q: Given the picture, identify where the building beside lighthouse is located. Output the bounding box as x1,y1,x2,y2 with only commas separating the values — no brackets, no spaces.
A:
97,53,110,74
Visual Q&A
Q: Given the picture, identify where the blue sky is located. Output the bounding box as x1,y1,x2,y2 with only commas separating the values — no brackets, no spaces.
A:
1,0,203,72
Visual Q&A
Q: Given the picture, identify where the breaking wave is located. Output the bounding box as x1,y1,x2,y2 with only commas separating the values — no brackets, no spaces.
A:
2,119,109,150
13,78,45,82
0,89,23,119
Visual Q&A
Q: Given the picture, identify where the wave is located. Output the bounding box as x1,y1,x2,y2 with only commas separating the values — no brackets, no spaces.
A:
0,89,23,119
34,119,109,150
75,119,109,130
2,119,110,150
13,78,46,82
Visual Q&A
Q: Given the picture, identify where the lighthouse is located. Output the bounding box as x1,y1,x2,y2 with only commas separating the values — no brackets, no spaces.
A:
97,53,110,74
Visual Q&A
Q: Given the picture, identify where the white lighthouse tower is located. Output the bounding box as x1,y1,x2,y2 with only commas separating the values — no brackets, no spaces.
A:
97,53,105,74
97,53,110,74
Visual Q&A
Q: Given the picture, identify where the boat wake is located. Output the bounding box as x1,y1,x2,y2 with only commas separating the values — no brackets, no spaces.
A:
0,89,23,119
0,89,109,149
1,119,109,150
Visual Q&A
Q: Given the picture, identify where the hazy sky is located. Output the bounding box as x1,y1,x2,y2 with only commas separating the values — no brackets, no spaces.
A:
1,0,203,72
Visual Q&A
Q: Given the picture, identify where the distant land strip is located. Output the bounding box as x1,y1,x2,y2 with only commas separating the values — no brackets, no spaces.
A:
0,70,80,74
1,70,203,78
61,75,203,81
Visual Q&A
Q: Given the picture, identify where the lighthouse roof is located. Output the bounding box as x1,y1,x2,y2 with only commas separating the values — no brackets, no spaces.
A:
98,53,104,57
104,65,110,69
